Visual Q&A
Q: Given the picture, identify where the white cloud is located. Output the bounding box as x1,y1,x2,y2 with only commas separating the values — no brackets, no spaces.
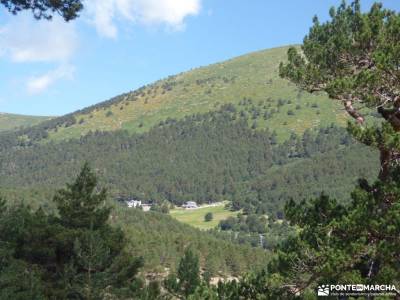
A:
87,0,118,39
27,65,75,94
86,0,201,38
0,14,78,63
0,14,78,94
1,0,202,95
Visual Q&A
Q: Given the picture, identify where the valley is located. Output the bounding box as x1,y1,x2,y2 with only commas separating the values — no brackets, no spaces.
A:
1,1,399,298
0,48,379,267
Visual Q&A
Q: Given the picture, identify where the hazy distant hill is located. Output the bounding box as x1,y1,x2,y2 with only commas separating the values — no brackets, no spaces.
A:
0,112,51,132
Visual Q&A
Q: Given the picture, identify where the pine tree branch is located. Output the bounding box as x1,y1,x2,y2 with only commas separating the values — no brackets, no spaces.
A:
343,100,365,124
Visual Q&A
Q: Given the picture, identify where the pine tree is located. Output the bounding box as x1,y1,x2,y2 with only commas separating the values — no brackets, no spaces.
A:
72,230,111,299
53,163,144,299
164,248,201,299
177,248,201,297
2,0,83,21
0,203,47,299
280,0,400,182
53,162,111,230
271,0,400,296
263,176,400,296
0,164,149,299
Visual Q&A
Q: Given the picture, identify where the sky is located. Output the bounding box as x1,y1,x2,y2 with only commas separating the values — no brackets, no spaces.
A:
1,0,400,116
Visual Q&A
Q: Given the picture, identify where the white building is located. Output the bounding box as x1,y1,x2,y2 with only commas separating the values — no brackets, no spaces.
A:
182,201,198,209
141,204,152,212
126,200,142,208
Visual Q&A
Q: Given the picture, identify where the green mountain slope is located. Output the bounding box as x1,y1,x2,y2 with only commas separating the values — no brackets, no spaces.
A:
0,106,378,217
0,46,380,272
23,46,346,142
0,185,268,276
113,207,269,275
0,112,51,132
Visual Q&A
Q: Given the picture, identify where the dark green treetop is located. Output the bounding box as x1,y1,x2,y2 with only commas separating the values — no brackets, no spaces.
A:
0,163,148,299
263,175,400,297
177,248,201,297
1,0,83,21
164,247,202,298
53,162,111,229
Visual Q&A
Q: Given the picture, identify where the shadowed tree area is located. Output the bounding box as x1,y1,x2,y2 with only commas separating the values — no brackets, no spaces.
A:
0,163,151,299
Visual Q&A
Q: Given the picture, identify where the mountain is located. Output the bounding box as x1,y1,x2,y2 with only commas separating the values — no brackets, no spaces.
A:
0,46,379,277
4,46,347,145
0,106,379,217
0,112,51,132
0,45,380,214
0,46,379,215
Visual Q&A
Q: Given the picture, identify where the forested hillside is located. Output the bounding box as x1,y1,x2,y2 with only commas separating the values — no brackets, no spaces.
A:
0,46,379,278
0,47,366,220
0,159,269,279
0,46,377,284
0,162,268,299
112,207,269,275
2,0,399,298
0,105,379,217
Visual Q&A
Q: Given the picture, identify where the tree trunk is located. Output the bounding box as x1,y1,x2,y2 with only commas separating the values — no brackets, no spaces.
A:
379,148,392,181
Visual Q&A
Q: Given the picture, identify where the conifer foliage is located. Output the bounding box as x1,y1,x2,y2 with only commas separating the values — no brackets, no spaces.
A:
1,0,83,21
165,248,201,298
270,0,400,296
54,162,110,230
280,0,400,181
0,163,148,299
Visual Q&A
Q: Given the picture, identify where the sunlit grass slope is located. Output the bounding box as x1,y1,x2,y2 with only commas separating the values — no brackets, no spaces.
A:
48,46,347,141
0,113,51,132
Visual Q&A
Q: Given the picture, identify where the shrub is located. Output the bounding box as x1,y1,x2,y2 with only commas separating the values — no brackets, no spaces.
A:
204,212,213,222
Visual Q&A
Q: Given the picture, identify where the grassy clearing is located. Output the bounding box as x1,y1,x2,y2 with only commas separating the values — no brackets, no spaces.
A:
170,202,237,230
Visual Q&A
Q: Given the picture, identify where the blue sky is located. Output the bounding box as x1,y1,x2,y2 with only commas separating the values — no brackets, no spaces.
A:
1,0,399,116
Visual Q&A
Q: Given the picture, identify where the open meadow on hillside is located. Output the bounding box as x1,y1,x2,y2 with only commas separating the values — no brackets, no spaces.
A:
170,202,238,230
